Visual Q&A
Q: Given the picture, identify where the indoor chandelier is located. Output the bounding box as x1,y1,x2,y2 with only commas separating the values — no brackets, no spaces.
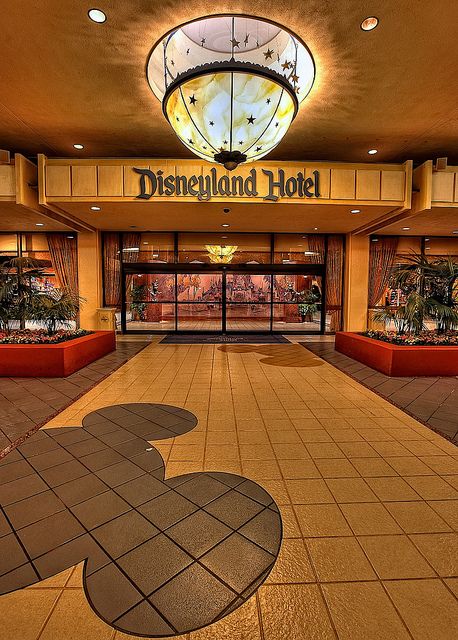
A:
147,15,315,170
205,244,238,263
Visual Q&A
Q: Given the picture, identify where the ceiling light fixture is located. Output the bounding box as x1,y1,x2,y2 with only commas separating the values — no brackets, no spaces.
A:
35,223,44,226
147,15,315,170
67,236,74,239
90,206,101,211
360,16,379,31
314,227,318,230
222,223,230,228
371,238,379,242
88,8,107,23
73,144,84,150
368,149,378,155
350,209,361,214
453,230,458,234
401,227,411,230
206,244,238,263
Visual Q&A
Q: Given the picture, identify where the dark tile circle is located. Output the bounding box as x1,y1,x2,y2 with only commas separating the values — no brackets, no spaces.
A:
82,403,198,440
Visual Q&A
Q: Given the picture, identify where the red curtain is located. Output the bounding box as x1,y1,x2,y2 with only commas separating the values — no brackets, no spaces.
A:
325,235,344,332
368,237,399,307
46,233,78,293
103,233,121,308
305,235,325,263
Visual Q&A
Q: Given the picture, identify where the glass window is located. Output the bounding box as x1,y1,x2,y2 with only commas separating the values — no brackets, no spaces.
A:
273,274,322,332
178,233,271,264
274,234,325,264
137,232,175,263
425,237,458,257
0,233,18,257
177,272,222,331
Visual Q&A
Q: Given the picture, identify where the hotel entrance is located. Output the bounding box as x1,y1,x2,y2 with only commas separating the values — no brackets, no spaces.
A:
122,265,325,334
105,231,344,335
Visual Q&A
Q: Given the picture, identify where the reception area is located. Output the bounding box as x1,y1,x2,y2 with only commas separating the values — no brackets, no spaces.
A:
0,3,457,640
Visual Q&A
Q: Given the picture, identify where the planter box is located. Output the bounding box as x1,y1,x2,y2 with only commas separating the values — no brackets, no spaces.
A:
0,331,116,377
335,332,458,377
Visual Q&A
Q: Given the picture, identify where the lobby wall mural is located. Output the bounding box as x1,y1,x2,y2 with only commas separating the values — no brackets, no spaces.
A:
0,403,282,637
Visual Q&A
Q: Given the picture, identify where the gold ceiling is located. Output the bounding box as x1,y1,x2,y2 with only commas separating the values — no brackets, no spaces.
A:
0,0,457,163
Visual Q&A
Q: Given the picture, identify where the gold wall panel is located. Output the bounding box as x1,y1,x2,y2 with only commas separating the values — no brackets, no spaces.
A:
71,166,97,196
356,170,380,200
330,169,356,199
0,165,15,197
381,171,405,201
432,171,455,203
46,165,71,196
97,165,123,197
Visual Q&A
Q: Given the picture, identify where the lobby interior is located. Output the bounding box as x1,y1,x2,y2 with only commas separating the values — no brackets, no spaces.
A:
0,2,457,639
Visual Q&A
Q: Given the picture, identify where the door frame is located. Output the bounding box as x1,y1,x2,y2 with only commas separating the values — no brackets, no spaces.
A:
122,263,326,334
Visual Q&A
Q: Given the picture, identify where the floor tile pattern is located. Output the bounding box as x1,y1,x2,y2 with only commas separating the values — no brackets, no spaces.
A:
0,341,457,640
0,402,281,637
0,340,151,456
303,341,458,443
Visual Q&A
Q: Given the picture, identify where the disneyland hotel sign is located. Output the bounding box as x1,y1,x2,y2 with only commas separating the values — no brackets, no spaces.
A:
134,167,320,202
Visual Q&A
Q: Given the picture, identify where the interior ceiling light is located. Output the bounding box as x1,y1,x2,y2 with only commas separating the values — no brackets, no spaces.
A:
360,17,379,31
453,230,458,234
350,209,361,213
67,236,74,239
35,223,44,226
73,144,84,150
222,223,230,227
206,244,238,263
368,149,378,155
147,15,315,170
402,227,411,230
90,206,101,211
88,8,107,23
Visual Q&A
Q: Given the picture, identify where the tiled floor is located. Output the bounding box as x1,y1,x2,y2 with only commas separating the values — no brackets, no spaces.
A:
304,341,458,443
0,339,457,639
0,338,150,456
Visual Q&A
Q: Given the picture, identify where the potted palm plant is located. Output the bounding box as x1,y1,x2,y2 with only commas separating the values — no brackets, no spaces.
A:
298,290,320,322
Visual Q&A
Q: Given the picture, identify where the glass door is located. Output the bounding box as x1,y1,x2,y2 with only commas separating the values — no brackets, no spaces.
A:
177,273,223,331
272,274,323,332
125,273,176,331
225,273,272,331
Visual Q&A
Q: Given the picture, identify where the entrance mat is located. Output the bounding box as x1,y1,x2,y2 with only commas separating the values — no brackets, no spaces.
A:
160,334,290,344
0,402,282,637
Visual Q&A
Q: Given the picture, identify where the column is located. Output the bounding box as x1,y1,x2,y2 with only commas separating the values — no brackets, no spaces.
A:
343,234,369,331
77,231,103,331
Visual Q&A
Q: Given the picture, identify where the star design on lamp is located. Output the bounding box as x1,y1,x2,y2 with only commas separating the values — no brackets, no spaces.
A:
147,15,315,169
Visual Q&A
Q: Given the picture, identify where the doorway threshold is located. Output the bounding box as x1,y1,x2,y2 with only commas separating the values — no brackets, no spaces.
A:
159,334,291,344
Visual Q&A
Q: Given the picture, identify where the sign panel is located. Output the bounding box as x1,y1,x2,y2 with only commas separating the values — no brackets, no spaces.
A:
134,167,320,202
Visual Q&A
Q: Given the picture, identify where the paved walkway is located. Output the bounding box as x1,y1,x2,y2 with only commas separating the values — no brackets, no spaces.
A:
0,338,150,455
304,342,458,443
0,341,457,639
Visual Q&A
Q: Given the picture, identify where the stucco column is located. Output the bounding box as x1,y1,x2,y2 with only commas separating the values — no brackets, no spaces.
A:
343,234,369,331
77,231,102,331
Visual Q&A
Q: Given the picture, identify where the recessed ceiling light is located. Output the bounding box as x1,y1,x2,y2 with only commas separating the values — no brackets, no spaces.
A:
371,238,379,242
401,227,411,231
368,149,378,155
88,8,107,23
425,247,430,250
453,230,458,234
425,238,430,241
67,235,74,239
90,206,101,211
314,227,318,231
350,209,361,214
361,16,379,31
73,143,84,150
301,235,307,238
35,223,44,226
222,223,230,227
221,235,228,239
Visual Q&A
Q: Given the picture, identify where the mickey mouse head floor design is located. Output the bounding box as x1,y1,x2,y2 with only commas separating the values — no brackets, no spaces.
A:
0,403,282,637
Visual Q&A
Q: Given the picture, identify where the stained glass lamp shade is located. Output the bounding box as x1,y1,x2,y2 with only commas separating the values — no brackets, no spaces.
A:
205,245,238,263
147,16,315,169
